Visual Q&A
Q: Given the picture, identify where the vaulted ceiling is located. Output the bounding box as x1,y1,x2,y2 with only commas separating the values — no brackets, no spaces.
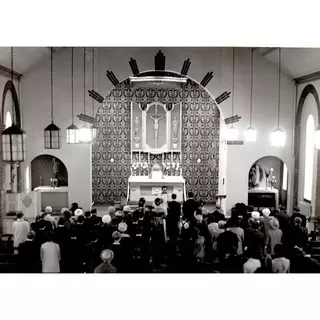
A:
1,47,320,83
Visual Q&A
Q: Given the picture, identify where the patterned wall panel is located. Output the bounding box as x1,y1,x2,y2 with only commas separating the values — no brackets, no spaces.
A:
92,78,220,204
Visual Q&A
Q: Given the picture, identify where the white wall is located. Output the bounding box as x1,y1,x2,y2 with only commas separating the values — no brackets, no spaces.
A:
19,47,296,213
222,48,295,214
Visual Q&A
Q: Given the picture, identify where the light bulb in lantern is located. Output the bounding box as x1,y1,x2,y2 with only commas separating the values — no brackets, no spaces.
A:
244,126,257,142
270,128,286,147
227,126,239,140
315,127,320,149
78,125,92,143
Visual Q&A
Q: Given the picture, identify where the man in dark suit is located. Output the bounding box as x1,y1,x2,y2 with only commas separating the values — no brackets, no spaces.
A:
18,231,39,273
167,194,181,241
182,191,198,222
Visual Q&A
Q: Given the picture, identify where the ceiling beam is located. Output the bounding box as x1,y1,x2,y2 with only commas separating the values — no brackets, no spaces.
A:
294,70,320,85
261,47,278,57
0,64,22,80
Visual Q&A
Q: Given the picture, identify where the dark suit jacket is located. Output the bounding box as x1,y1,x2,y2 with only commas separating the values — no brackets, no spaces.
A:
18,240,39,272
182,199,198,221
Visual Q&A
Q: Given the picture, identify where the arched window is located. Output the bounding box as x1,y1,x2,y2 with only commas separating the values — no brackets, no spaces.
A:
5,111,12,129
304,114,315,201
282,163,288,191
25,166,30,192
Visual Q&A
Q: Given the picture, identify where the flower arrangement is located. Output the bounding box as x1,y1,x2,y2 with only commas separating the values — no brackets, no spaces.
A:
270,176,277,188
264,167,274,189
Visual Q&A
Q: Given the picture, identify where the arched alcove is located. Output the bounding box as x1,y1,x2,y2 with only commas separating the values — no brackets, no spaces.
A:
31,155,68,190
92,70,226,204
248,155,288,211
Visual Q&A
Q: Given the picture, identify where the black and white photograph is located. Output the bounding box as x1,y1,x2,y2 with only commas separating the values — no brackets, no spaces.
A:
1,1,319,319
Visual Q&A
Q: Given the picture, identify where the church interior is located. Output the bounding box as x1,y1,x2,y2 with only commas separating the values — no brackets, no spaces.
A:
1,46,320,273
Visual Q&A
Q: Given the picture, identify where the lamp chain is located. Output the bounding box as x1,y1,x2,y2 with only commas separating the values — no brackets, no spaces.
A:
71,48,74,125
277,48,281,128
249,48,253,127
232,47,235,119
83,47,86,122
92,47,95,116
51,47,54,123
11,47,15,124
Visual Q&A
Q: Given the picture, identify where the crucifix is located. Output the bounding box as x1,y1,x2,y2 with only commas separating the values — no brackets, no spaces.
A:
147,104,166,149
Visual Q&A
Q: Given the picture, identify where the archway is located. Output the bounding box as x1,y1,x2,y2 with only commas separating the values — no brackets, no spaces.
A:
294,85,320,219
92,70,226,205
31,155,68,190
248,155,288,212
0,80,22,235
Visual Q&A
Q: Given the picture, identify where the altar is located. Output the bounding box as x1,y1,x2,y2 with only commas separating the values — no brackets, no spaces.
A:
128,175,186,203
248,187,279,211
34,186,69,211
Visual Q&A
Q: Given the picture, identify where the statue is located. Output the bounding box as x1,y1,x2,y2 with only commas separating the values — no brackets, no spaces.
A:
134,116,141,148
134,116,140,138
52,158,59,177
147,105,166,149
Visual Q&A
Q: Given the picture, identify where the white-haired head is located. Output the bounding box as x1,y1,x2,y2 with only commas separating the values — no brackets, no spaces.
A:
45,206,52,214
75,208,84,217
102,214,112,224
262,208,271,217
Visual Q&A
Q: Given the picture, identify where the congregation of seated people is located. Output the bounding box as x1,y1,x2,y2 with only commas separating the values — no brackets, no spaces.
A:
7,191,320,273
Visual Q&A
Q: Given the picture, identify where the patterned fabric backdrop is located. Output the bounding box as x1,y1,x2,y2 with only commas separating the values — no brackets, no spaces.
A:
92,78,220,204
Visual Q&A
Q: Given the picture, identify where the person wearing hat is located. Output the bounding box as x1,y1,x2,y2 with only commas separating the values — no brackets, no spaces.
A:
244,219,265,260
94,249,117,273
261,208,273,242
266,218,283,255
44,206,57,229
97,215,114,249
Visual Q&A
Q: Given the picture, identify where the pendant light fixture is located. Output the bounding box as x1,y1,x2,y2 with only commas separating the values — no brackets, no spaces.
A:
66,48,79,144
44,47,61,149
90,47,98,140
244,48,257,142
227,47,239,140
78,47,92,143
2,47,26,162
270,48,286,147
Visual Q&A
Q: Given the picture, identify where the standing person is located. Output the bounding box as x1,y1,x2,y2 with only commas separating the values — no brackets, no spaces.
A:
150,198,166,270
182,191,198,222
161,186,169,212
166,194,181,243
229,217,244,255
261,208,273,241
12,212,30,252
272,244,290,273
40,232,61,273
18,231,39,273
267,218,283,255
94,249,117,273
44,206,57,229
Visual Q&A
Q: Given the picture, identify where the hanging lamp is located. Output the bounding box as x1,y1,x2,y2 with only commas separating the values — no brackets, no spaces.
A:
78,47,92,143
227,47,239,140
2,47,26,162
66,48,79,144
90,47,98,140
270,48,286,147
244,48,257,142
44,47,61,149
